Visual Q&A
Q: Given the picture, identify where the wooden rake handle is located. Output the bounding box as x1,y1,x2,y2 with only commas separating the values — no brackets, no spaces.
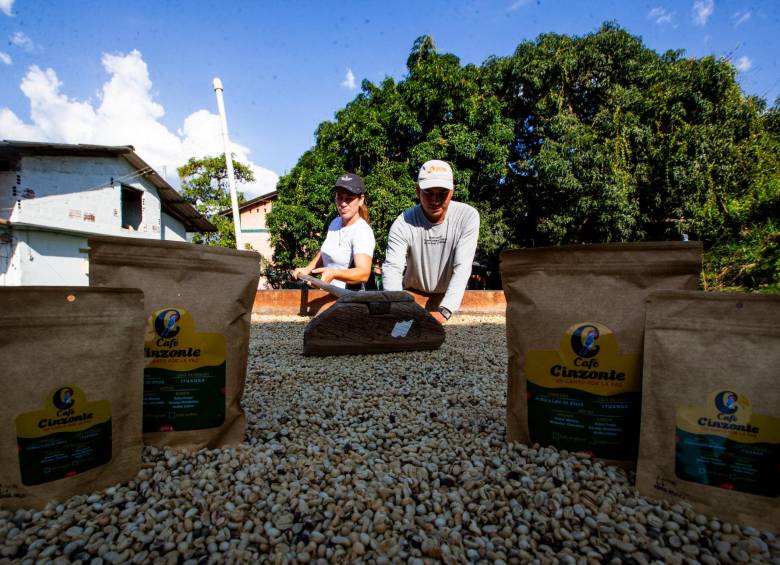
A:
298,274,351,298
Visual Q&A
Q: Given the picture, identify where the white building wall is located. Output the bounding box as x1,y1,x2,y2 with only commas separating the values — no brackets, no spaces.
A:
0,228,21,286
0,169,17,220
161,213,186,241
16,230,89,286
8,155,165,239
0,153,195,286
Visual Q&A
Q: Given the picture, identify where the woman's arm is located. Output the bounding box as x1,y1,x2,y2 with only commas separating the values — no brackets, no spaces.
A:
313,253,371,285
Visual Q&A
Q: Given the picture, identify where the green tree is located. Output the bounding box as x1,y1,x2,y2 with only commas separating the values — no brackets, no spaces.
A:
485,23,778,291
267,28,780,292
701,97,780,293
484,23,767,245
178,154,255,247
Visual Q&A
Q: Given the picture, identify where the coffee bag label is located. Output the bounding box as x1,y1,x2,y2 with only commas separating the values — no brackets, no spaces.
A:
15,386,112,486
144,308,226,432
525,322,641,460
676,390,780,497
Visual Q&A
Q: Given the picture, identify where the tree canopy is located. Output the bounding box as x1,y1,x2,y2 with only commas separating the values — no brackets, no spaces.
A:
178,154,255,248
267,24,779,291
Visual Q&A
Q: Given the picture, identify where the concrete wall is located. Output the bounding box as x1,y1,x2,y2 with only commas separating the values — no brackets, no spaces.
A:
0,170,20,224
253,289,507,317
240,199,274,260
162,213,186,242
239,198,275,289
0,227,20,286
3,154,173,238
17,229,89,286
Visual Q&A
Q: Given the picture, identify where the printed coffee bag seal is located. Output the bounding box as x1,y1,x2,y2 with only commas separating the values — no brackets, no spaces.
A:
501,241,702,467
637,290,780,531
0,287,144,510
143,307,226,433
524,321,642,461
88,236,260,449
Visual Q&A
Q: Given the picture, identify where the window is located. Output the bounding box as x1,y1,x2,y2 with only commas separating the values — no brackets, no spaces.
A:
121,185,143,230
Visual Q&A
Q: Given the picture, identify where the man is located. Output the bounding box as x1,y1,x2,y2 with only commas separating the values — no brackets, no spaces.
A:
382,160,480,323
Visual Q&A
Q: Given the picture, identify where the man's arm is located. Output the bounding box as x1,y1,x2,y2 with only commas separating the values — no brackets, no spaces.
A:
381,216,409,291
439,208,480,314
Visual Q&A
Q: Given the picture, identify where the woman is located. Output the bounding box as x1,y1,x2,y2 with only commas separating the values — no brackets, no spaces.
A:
292,173,375,289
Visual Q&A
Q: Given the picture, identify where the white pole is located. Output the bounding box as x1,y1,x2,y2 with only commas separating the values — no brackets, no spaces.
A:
212,77,244,251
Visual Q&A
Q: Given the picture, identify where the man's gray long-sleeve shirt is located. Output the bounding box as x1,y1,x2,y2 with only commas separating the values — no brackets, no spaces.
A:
382,201,480,314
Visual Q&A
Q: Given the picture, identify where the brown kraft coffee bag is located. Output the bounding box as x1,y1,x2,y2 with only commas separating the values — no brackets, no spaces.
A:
501,242,702,466
0,287,144,510
88,236,260,449
637,290,780,531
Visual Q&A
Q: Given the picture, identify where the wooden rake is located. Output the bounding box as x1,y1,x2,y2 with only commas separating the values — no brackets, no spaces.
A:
298,274,445,356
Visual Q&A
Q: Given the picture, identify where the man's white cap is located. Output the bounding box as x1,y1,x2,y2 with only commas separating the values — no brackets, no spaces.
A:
417,159,454,190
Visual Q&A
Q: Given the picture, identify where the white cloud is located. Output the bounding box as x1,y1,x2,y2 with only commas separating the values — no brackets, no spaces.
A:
19,65,98,141
248,165,280,196
175,109,277,196
10,31,35,52
692,0,714,26
0,51,11,65
341,68,356,90
0,0,14,16
0,108,39,138
0,50,278,198
733,10,750,26
508,0,532,10
648,7,674,25
734,56,752,72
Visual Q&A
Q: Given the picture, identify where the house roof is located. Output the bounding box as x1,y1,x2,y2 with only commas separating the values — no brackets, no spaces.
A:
0,140,216,232
220,190,277,217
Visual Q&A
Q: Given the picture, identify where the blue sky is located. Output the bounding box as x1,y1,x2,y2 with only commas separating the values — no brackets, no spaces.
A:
1,0,778,197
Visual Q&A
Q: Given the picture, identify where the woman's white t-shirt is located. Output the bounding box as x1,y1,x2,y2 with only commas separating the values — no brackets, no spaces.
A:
319,217,375,288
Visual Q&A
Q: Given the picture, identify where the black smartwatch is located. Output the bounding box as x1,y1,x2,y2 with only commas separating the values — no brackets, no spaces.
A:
438,306,452,320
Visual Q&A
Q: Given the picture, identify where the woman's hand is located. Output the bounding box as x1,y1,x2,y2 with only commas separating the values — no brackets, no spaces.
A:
311,267,338,284
292,267,311,280
294,252,323,283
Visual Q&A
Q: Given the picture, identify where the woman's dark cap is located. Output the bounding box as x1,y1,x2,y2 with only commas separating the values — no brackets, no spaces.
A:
334,173,365,195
